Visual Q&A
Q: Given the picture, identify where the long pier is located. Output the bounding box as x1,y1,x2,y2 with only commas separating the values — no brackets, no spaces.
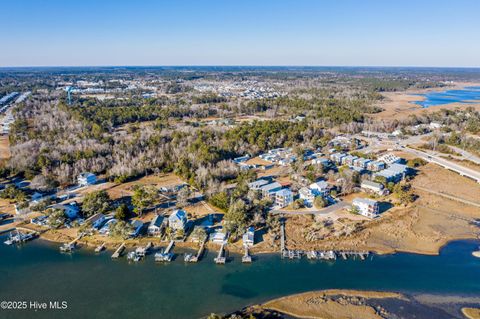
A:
112,243,126,259
280,222,286,256
69,234,83,247
214,242,226,264
185,237,208,263
165,240,175,254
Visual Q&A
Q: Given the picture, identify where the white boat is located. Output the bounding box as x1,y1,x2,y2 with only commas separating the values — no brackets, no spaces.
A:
60,243,75,253
127,251,141,262
155,250,173,262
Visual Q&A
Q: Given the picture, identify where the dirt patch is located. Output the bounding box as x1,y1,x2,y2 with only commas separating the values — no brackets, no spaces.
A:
0,135,10,161
106,173,184,200
413,163,480,204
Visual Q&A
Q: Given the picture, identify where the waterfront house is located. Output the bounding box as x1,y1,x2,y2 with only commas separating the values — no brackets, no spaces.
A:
30,215,48,227
148,215,166,236
77,172,97,187
99,219,117,236
242,226,255,247
51,203,79,219
211,229,226,244
129,220,144,238
86,213,106,230
352,198,380,218
273,188,293,208
168,209,188,231
361,180,387,195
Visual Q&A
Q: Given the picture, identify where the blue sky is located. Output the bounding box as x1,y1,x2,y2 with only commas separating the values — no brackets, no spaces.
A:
1,0,479,67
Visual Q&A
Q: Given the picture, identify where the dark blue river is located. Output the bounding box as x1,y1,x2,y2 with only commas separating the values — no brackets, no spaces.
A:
1,236,479,319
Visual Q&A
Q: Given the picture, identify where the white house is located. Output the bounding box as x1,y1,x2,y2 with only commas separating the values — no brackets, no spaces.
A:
168,209,188,231
242,226,255,247
273,188,293,208
77,172,97,186
299,187,315,206
211,229,226,244
361,180,387,195
352,198,379,218
148,215,165,236
309,181,330,197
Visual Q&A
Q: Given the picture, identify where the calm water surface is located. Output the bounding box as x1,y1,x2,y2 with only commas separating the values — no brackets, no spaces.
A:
414,86,480,108
1,236,480,319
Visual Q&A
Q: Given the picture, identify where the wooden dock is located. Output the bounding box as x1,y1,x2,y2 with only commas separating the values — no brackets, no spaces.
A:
196,238,206,261
214,242,226,264
95,242,106,253
242,245,252,263
185,238,207,263
111,243,126,259
65,233,83,248
165,240,174,254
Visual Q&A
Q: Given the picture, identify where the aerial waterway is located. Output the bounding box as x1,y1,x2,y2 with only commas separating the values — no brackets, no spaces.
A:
1,236,480,319
413,85,480,108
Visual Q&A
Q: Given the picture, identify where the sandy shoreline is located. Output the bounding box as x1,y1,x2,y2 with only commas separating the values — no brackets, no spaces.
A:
236,289,480,319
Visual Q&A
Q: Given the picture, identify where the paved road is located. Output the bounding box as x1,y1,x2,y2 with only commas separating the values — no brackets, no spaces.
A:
413,186,480,208
447,145,480,165
271,201,350,215
404,147,480,183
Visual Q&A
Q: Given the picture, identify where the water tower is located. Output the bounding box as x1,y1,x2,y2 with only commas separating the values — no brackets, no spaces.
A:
65,86,73,105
